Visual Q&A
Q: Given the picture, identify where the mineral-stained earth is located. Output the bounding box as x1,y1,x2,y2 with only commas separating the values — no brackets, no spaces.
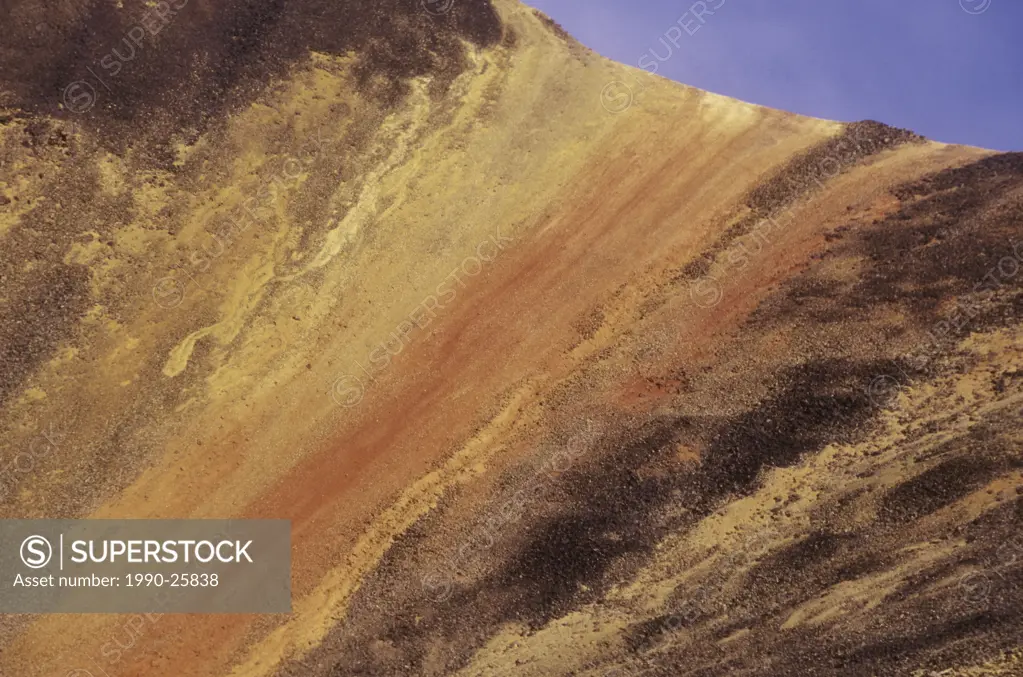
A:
0,1,1021,675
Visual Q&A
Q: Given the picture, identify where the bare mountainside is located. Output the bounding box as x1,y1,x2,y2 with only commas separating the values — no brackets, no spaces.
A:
0,0,1021,675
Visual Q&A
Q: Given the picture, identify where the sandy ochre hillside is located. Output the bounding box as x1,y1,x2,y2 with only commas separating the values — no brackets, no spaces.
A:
0,0,1021,675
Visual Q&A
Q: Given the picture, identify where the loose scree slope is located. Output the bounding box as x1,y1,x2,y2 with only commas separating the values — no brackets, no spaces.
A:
0,1,1021,675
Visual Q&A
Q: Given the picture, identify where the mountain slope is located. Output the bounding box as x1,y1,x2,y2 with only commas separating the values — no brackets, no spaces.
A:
0,1,1020,676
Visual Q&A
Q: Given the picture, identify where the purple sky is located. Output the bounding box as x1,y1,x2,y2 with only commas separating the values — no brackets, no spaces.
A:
525,0,1021,151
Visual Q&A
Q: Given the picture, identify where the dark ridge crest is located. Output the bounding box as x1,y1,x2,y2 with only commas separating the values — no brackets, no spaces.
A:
1,0,502,153
675,120,923,283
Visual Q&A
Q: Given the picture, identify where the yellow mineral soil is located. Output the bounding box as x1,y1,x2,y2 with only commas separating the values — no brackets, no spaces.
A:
0,1,1020,676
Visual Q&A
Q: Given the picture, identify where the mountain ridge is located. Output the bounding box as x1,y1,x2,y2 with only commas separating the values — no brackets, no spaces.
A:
0,1,1020,675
